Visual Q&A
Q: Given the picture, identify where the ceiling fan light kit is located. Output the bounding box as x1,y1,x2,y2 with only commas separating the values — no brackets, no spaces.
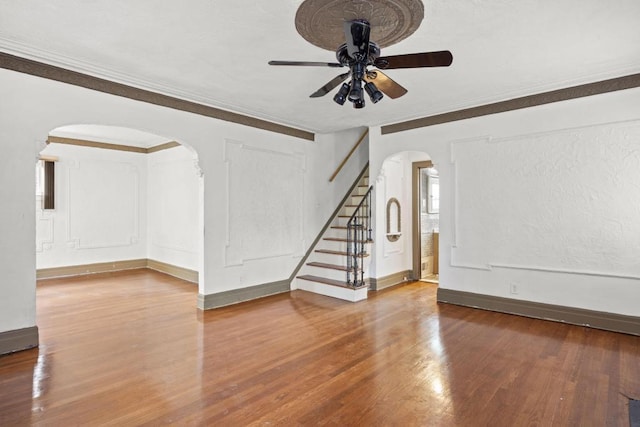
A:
269,0,452,109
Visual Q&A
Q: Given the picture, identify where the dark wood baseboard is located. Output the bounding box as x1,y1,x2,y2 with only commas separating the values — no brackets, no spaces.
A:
0,326,39,355
437,288,640,336
198,280,290,310
369,270,414,291
146,259,198,284
37,259,198,283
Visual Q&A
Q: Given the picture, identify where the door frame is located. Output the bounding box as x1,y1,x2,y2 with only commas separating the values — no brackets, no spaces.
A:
411,160,433,280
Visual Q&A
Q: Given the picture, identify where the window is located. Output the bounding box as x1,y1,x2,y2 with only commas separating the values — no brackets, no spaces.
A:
36,159,55,210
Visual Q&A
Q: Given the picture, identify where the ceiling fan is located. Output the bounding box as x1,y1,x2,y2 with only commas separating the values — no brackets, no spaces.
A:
268,19,453,108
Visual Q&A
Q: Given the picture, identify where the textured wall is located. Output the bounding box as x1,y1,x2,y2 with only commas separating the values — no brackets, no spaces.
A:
147,145,201,271
451,122,640,276
36,144,148,269
370,88,640,316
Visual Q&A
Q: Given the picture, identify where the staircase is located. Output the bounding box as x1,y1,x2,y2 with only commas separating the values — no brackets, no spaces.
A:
296,173,373,302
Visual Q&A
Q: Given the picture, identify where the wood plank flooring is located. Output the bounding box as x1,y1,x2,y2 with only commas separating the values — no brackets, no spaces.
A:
1,269,639,425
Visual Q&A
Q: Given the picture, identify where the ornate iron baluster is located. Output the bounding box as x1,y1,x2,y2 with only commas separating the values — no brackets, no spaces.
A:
347,185,373,288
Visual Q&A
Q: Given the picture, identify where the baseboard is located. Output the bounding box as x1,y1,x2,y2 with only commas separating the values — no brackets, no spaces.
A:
146,259,198,284
198,279,290,310
437,288,640,336
0,326,39,355
37,259,148,279
37,259,198,283
369,270,414,291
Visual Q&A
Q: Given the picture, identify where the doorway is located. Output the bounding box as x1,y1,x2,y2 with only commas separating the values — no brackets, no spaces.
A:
412,161,439,283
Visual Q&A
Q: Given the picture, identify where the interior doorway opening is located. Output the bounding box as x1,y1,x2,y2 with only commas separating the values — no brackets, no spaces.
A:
35,124,204,295
412,161,439,284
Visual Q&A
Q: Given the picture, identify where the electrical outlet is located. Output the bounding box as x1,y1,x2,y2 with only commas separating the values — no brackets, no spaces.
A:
510,283,518,294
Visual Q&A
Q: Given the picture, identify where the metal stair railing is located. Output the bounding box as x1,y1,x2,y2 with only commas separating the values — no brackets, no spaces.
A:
346,185,373,288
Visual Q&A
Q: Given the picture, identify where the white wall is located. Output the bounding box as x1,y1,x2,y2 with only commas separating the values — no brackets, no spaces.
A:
36,143,148,268
147,145,201,271
370,88,640,317
0,68,365,334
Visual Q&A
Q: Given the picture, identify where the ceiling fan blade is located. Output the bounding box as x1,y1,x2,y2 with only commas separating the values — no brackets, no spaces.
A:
344,19,370,59
310,73,350,98
374,50,453,69
268,60,343,68
364,70,407,99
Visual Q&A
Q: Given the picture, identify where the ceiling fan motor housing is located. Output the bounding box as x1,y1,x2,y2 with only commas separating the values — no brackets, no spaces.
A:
336,42,380,66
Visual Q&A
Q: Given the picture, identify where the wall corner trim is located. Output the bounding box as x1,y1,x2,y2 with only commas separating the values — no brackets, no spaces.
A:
198,280,290,310
0,326,39,356
437,288,640,336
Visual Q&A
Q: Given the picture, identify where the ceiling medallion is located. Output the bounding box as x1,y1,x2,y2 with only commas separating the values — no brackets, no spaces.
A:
295,0,424,51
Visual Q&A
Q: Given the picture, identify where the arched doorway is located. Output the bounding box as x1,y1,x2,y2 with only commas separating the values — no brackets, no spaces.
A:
372,150,438,289
36,124,204,292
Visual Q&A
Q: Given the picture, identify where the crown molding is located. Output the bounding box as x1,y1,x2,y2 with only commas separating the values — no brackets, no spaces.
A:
47,135,181,154
382,72,640,134
0,50,315,141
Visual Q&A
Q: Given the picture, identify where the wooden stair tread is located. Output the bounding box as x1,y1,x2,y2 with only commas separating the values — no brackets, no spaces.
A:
323,237,374,243
307,262,360,272
297,275,367,290
330,226,348,230
315,249,369,257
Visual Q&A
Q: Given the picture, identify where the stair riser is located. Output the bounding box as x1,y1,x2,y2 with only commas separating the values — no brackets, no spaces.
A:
335,216,373,229
309,252,372,271
342,206,359,216
350,195,368,206
305,265,351,282
323,227,347,239
311,251,349,266
355,186,369,196
296,279,368,302
319,240,372,253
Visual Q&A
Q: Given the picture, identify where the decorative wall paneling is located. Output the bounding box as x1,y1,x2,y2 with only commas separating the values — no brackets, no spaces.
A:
449,120,640,281
224,140,305,266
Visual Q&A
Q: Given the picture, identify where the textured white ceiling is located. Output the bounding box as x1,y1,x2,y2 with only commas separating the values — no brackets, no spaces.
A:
1,0,639,135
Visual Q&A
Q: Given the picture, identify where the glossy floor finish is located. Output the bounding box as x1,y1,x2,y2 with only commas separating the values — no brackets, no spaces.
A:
1,270,639,426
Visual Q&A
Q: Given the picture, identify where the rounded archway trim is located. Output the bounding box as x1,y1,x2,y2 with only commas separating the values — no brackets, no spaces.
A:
295,0,424,51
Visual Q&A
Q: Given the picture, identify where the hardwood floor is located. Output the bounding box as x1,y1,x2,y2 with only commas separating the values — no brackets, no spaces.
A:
1,269,639,426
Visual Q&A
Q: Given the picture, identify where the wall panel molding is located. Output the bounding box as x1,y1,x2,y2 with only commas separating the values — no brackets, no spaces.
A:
448,120,640,276
35,211,54,253
66,160,140,249
224,140,305,266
